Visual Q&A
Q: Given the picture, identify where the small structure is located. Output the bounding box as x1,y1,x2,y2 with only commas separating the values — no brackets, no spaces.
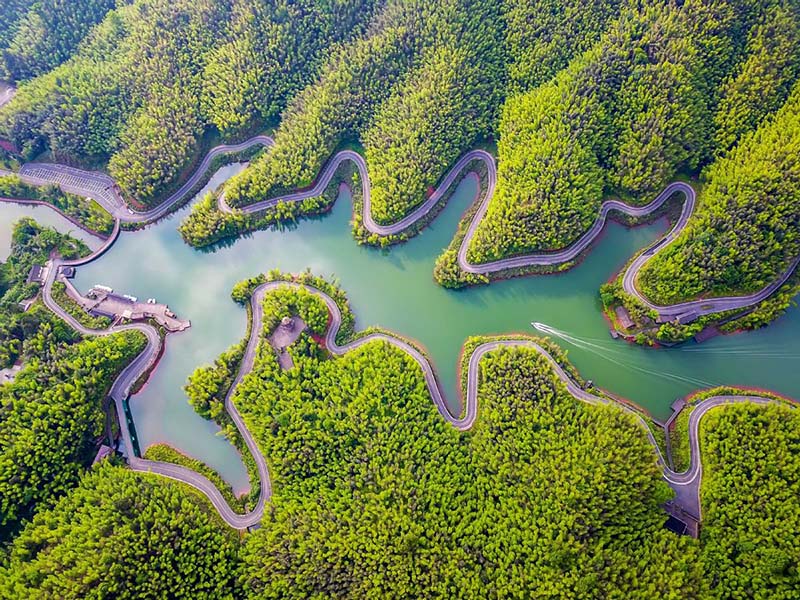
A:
270,316,307,370
0,365,22,385
614,305,635,330
694,326,720,343
18,298,35,312
92,444,114,466
63,281,190,332
663,500,700,538
58,266,75,279
670,398,686,415
26,264,44,284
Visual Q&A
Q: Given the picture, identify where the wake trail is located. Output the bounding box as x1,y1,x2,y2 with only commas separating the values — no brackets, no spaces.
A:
532,322,716,388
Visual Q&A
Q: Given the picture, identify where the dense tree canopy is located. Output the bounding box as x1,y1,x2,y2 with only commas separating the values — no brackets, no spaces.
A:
226,286,700,597
638,77,800,303
0,0,116,82
466,0,773,262
0,464,240,599
0,219,145,531
0,0,377,203
699,403,800,598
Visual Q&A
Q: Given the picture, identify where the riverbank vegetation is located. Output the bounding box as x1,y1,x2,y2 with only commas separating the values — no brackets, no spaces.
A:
0,218,145,535
222,282,699,596
0,218,87,367
0,175,114,235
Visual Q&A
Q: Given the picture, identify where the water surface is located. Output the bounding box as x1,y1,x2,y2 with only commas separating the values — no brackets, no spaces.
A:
3,164,798,491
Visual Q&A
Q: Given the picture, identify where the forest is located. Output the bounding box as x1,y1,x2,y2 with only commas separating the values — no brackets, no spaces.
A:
227,290,701,597
0,267,798,595
0,219,145,536
637,77,800,303
0,464,241,599
3,1,798,317
467,0,800,263
1,0,800,594
699,402,800,599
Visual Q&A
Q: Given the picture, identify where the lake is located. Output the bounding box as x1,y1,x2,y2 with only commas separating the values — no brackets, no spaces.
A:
3,164,798,493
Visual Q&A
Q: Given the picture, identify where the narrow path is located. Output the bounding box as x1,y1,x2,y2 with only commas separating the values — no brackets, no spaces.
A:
7,133,796,321
219,145,799,324
33,228,793,526
14,136,272,223
3,138,797,527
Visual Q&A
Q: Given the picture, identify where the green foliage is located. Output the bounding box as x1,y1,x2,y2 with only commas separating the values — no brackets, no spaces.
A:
363,43,498,224
699,403,800,598
0,0,377,203
639,78,800,304
713,3,800,155
0,327,145,527
222,22,417,208
504,0,623,92
50,281,113,329
0,0,116,81
143,443,246,514
228,285,700,597
0,175,114,234
186,340,245,423
200,0,378,135
0,463,240,598
467,0,751,262
0,218,88,367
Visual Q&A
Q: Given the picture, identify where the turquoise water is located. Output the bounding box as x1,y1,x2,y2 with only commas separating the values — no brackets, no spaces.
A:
3,164,798,492
0,201,103,260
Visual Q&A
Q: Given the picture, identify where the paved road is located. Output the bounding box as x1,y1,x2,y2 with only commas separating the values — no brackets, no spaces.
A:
6,137,798,526
220,147,798,324
22,219,792,527
9,134,797,322
15,136,272,223
0,83,15,110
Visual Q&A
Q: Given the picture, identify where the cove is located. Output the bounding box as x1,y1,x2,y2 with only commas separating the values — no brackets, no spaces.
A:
3,163,799,492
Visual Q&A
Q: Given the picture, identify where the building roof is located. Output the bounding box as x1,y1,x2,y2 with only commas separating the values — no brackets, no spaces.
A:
26,264,44,284
614,305,635,330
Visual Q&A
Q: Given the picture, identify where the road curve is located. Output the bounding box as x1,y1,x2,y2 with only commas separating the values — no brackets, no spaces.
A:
219,147,798,324
15,205,792,528
8,133,797,322
15,135,272,224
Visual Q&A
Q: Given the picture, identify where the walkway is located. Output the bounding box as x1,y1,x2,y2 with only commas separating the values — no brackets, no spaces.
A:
219,143,799,324
15,135,272,223
3,136,797,528
38,238,794,526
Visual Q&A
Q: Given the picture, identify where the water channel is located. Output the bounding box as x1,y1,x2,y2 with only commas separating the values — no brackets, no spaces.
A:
2,163,799,493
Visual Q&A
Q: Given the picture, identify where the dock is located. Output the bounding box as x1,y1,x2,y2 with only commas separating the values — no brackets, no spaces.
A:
58,276,190,332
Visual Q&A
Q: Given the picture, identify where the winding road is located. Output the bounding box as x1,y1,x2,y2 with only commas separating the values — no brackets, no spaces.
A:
217,142,799,325
12,135,271,224
33,230,795,526
2,135,798,528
